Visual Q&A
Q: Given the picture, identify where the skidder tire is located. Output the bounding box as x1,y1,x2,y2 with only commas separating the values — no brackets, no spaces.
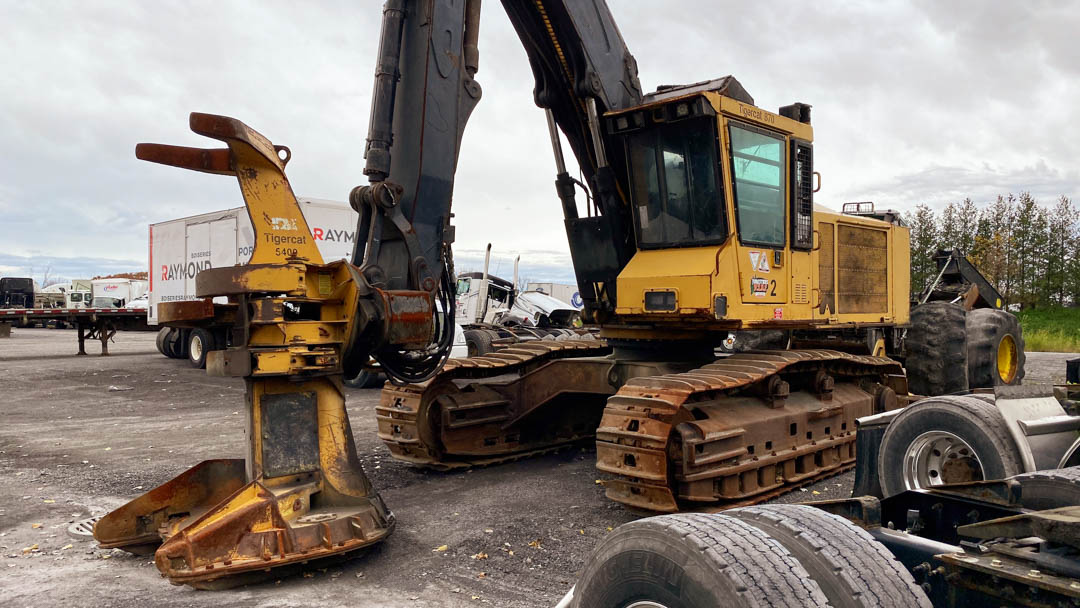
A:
1012,467,1080,511
187,328,213,369
906,302,968,395
727,505,931,608
571,513,828,608
878,395,1023,497
967,308,1025,388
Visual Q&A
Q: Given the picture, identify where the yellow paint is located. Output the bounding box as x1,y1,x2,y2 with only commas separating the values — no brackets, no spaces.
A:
612,89,911,336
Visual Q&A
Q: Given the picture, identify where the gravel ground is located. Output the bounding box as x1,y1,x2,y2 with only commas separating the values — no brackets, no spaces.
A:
0,328,1073,607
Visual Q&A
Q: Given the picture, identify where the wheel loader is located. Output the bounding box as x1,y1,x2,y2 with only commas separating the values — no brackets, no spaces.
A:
92,0,1022,588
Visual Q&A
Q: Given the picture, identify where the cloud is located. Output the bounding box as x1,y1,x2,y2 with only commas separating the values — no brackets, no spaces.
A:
0,252,143,283
2,1,1077,281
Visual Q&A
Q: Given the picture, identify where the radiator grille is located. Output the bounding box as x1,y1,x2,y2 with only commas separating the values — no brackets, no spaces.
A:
837,225,888,314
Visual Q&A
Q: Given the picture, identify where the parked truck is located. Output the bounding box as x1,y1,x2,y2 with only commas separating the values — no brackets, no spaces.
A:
149,197,359,367
90,278,148,308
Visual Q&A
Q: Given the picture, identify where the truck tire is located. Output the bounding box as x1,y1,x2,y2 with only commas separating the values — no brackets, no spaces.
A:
344,369,384,389
155,327,170,356
162,328,187,359
1012,467,1080,511
878,395,1023,497
905,302,967,395
463,329,493,357
571,513,828,608
727,505,931,608
966,308,1025,388
188,329,214,369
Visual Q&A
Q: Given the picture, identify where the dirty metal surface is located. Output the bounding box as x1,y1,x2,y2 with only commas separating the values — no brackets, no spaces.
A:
381,289,434,347
597,350,905,512
259,392,320,478
378,339,613,468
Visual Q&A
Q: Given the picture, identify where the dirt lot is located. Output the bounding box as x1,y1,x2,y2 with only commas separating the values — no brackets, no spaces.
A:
0,329,1073,607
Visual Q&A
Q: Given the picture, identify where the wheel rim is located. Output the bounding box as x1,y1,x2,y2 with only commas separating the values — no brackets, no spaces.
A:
191,335,203,361
624,602,669,608
903,431,984,490
997,334,1018,384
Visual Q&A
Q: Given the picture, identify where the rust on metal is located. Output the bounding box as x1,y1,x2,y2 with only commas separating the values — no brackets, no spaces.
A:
377,339,614,468
381,289,435,347
96,114,393,589
156,299,216,324
597,350,905,512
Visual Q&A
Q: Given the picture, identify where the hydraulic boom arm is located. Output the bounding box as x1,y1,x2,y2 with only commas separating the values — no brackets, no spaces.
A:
346,0,642,383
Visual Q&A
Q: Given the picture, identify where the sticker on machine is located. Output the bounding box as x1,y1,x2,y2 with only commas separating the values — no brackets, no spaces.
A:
749,250,770,273
774,307,783,319
751,277,769,297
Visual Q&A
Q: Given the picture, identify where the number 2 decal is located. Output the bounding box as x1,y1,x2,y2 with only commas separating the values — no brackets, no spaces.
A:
769,279,777,296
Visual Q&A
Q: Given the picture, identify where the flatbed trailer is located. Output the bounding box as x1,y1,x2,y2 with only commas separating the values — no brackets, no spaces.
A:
0,307,150,355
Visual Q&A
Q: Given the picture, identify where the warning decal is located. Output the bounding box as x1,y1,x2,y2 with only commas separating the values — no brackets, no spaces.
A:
749,251,770,273
751,277,769,297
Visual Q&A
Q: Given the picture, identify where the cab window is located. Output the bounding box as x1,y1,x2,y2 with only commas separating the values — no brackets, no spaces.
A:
626,117,726,248
729,123,785,247
455,277,471,296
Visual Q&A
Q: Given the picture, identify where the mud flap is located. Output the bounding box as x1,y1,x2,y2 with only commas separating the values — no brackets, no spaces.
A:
851,411,900,499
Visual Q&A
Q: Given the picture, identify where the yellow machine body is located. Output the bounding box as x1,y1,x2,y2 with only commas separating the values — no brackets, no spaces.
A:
608,93,910,336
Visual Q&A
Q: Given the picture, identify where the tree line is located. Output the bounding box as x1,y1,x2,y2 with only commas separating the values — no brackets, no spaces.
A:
907,193,1078,309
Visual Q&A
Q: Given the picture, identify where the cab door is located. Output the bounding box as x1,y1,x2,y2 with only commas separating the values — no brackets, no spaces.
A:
726,120,789,307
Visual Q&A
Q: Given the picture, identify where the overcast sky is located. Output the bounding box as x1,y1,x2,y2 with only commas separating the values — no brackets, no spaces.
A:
1,0,1077,284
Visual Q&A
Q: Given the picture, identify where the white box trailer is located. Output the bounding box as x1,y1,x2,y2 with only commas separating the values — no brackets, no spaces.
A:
525,282,582,309
148,197,358,325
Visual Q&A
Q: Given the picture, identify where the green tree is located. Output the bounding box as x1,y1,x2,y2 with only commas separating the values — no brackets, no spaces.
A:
1047,196,1077,306
908,204,940,292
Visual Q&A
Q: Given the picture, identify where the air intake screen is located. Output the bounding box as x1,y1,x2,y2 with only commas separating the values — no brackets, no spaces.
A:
791,142,813,250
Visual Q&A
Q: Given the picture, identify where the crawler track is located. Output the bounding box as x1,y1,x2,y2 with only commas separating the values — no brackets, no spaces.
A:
379,346,906,513
597,350,905,512
377,339,612,469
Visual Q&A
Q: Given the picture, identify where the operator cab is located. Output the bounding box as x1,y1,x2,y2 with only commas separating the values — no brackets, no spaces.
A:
605,77,818,329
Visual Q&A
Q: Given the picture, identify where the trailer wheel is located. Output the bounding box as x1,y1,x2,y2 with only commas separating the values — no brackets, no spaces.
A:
463,329,493,357
727,505,931,608
905,302,968,395
1012,467,1080,511
570,513,828,608
344,369,384,389
966,308,1025,388
187,329,214,369
878,395,1023,497
162,328,187,359
155,327,170,356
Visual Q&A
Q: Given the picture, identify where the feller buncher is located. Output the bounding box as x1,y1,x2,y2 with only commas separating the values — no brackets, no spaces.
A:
93,0,1022,588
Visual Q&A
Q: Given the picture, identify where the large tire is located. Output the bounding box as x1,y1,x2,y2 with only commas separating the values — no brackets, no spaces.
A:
163,328,187,359
727,505,931,608
905,302,968,395
344,369,384,389
966,308,1025,388
188,328,214,369
571,513,828,608
1012,467,1080,511
878,395,1024,497
155,327,170,356
463,329,493,357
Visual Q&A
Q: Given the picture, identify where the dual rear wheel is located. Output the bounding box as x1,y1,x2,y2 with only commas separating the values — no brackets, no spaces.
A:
571,505,931,608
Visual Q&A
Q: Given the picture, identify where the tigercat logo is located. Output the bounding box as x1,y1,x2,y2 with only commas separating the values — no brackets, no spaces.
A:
263,212,298,231
162,260,212,281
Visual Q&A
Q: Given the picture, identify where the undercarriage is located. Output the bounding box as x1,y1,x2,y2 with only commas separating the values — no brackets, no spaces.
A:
378,344,910,512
